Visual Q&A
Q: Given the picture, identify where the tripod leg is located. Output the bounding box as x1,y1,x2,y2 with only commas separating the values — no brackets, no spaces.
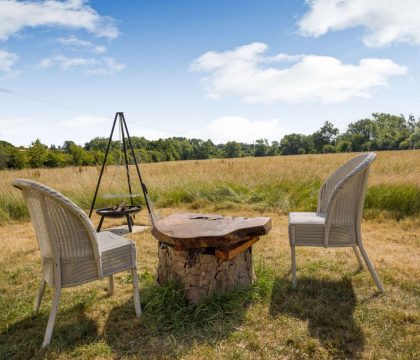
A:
126,214,133,232
97,216,105,232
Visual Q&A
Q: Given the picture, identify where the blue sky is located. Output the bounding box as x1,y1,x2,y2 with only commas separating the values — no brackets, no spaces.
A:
0,0,419,146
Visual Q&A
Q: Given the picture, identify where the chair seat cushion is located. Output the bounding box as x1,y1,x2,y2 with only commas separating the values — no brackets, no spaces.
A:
289,212,325,246
288,212,356,247
289,212,326,225
98,231,136,276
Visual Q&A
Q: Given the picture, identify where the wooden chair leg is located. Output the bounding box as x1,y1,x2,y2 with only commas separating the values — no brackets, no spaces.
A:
42,287,61,348
353,246,364,270
131,268,142,317
34,278,46,312
358,242,385,293
108,275,114,296
291,245,297,288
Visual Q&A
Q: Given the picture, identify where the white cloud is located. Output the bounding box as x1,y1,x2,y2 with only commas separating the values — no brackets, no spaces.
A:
298,0,420,47
39,54,125,74
57,35,106,53
0,0,118,41
0,49,18,75
39,54,97,69
0,115,172,146
62,115,107,128
191,42,407,103
191,116,284,143
85,58,125,75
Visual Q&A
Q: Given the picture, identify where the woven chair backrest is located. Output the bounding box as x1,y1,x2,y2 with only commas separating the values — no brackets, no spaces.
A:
13,179,101,276
321,153,376,227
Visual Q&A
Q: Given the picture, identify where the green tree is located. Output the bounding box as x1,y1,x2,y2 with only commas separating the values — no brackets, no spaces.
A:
8,149,27,169
351,133,366,152
225,141,241,158
337,140,352,152
68,144,85,166
323,144,336,153
347,119,375,141
28,139,48,168
44,151,70,167
280,134,310,155
267,141,280,156
311,121,339,153
409,129,420,149
254,139,269,157
373,113,409,150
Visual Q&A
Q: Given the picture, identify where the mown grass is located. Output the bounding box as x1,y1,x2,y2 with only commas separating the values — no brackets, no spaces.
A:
0,151,419,359
0,210,419,359
0,264,273,360
1,151,419,224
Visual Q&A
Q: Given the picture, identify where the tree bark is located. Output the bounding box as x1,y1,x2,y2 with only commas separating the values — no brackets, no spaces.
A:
156,245,254,303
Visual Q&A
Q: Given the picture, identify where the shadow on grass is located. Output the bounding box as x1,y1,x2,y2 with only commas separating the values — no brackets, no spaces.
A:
0,302,98,360
103,270,272,358
0,266,271,359
269,276,364,359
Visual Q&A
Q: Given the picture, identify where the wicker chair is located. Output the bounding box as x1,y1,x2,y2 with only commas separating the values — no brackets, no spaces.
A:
13,179,142,348
288,153,384,292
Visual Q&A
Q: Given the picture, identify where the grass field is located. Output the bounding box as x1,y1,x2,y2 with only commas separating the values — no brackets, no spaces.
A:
0,151,419,359
1,151,419,224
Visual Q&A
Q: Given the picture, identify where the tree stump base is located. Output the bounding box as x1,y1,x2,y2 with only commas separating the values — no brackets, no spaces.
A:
156,245,254,303
152,213,271,303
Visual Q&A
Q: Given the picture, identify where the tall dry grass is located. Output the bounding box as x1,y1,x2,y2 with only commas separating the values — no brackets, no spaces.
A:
0,151,419,223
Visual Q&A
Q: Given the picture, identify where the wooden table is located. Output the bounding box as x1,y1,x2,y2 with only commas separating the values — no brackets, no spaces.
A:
152,213,271,303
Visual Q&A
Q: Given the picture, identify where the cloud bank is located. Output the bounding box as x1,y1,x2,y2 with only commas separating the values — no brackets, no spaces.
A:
298,0,420,47
192,42,406,103
0,0,118,41
39,54,125,75
191,116,284,144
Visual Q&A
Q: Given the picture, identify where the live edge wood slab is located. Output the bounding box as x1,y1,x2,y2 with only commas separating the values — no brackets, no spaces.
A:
151,213,272,303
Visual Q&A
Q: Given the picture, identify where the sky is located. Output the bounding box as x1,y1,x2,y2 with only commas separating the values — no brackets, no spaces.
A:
0,0,419,147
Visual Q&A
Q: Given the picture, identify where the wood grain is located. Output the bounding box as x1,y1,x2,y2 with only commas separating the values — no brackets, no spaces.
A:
215,237,260,261
151,212,271,249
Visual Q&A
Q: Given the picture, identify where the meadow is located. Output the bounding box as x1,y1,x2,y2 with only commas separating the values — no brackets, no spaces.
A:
1,151,419,224
0,151,419,359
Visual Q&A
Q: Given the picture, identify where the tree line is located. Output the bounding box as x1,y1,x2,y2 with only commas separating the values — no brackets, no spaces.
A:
1,113,419,170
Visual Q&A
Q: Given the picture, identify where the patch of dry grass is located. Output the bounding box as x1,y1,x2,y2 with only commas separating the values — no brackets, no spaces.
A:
0,207,419,359
0,151,419,223
0,151,419,358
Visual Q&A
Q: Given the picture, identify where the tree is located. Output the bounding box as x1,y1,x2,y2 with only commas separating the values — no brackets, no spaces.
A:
311,121,339,153
373,113,409,150
267,141,280,156
68,143,85,166
280,134,310,155
409,129,420,149
323,144,336,153
225,141,241,158
351,133,365,152
8,148,28,169
28,139,48,168
399,140,410,150
347,119,375,141
62,140,77,153
44,151,70,167
254,139,269,157
337,140,352,153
